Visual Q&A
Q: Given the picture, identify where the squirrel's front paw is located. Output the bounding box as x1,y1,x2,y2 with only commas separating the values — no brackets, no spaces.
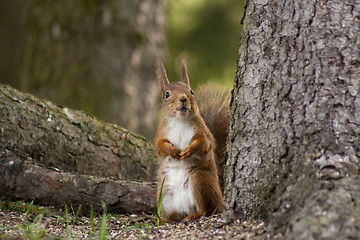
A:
169,147,181,160
179,146,193,160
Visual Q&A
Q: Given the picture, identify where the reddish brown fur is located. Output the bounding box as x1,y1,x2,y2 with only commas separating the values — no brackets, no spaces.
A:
196,84,230,191
154,62,224,222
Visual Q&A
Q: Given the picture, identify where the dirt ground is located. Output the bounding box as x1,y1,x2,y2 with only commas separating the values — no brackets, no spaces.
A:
0,202,282,239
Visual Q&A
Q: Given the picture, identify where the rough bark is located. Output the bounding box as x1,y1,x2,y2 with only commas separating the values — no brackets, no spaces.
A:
225,0,360,239
3,0,166,139
0,158,157,214
0,84,157,213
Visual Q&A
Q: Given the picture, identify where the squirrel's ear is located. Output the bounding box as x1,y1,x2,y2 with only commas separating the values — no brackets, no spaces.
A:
181,60,190,86
156,63,169,97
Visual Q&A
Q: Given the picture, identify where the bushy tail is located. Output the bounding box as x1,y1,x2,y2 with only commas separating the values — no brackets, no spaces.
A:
196,83,230,191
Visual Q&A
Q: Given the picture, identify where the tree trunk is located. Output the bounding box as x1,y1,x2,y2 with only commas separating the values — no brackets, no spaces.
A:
0,84,157,213
2,0,166,139
225,0,360,239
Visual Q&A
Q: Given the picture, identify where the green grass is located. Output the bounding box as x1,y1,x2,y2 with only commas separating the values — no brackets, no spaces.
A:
0,189,168,240
0,198,48,216
121,180,167,239
156,177,166,226
88,205,95,239
18,201,48,240
98,201,108,240
0,200,109,240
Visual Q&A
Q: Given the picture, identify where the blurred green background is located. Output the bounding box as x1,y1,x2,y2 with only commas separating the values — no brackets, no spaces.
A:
0,0,245,137
164,0,245,88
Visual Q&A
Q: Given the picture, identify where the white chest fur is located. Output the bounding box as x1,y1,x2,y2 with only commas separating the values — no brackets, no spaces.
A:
166,117,195,150
161,117,196,217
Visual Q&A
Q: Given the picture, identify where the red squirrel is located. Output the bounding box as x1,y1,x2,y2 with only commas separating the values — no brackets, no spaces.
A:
154,61,229,221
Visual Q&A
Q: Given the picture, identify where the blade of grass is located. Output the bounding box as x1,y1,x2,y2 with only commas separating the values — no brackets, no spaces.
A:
87,205,95,239
99,201,108,240
23,200,33,223
33,214,43,225
74,204,82,225
99,214,107,240
64,203,69,228
156,177,166,226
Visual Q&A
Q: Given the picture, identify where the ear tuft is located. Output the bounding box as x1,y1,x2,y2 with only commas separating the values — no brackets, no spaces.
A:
181,60,190,85
156,62,170,98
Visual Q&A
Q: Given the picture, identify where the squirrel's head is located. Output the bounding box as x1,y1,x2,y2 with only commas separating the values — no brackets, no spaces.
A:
157,61,199,118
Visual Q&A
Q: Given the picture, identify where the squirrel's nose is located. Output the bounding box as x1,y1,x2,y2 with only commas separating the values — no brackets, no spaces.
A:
179,95,187,103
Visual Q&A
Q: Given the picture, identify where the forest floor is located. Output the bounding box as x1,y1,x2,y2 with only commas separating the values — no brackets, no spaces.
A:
0,200,281,239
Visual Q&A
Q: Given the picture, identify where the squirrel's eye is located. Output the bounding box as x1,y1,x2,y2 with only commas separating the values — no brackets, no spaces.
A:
165,91,170,98
190,89,194,95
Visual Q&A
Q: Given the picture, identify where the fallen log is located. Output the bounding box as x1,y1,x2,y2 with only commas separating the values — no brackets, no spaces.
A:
0,84,157,213
1,157,157,213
